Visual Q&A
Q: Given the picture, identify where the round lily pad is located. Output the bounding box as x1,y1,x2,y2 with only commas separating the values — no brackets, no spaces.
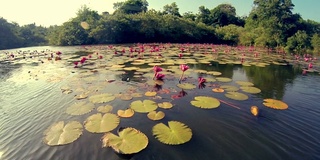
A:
43,121,83,146
225,92,249,100
147,111,165,120
117,108,135,118
102,127,148,154
177,83,196,90
216,77,232,82
84,113,120,133
89,93,115,104
240,86,261,94
145,91,157,97
212,88,224,93
131,92,143,98
66,101,95,115
97,105,113,113
158,102,173,109
220,85,239,92
207,71,222,76
152,121,192,145
120,94,133,100
263,99,288,110
130,100,158,113
236,81,254,86
190,96,220,109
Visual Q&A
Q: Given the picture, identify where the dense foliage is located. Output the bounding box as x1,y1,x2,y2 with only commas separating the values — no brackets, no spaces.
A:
1,0,320,54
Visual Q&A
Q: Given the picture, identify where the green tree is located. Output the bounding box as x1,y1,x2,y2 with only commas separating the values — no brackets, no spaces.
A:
285,30,309,54
113,0,148,14
162,2,181,17
311,34,320,55
210,4,244,27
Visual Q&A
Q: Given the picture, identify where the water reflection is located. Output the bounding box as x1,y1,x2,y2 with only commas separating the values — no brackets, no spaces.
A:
244,65,300,99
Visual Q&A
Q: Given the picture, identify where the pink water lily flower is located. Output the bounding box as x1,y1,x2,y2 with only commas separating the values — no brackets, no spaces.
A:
179,64,189,83
198,77,206,84
153,66,163,72
180,64,189,72
155,72,165,80
80,57,87,64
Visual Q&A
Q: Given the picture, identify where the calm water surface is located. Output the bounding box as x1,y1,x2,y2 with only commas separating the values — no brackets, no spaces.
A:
0,46,319,160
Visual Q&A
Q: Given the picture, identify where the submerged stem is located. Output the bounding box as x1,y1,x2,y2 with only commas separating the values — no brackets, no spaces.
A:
218,99,240,109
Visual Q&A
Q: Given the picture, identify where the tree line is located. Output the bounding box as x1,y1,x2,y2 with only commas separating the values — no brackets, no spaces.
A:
1,0,320,55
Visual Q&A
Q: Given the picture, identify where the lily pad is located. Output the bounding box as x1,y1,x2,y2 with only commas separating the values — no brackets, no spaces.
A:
130,100,158,113
236,81,254,86
190,96,220,109
212,88,224,93
177,83,196,90
220,85,239,92
84,113,120,133
89,93,115,104
152,121,192,145
225,92,249,100
158,102,173,109
207,71,222,76
145,91,157,97
102,127,148,154
43,121,83,146
97,105,113,113
120,94,133,101
74,92,89,100
131,92,143,98
66,101,95,115
240,86,261,94
216,77,232,82
147,111,165,120
263,99,288,110
117,108,135,118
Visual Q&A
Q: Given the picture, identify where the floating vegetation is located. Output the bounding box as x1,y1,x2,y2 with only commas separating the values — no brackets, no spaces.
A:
130,100,158,113
89,93,116,104
147,111,165,120
152,121,192,145
158,102,173,109
66,101,95,115
43,121,83,146
102,127,148,154
177,83,196,90
225,92,249,101
263,99,288,110
191,96,220,109
97,105,113,113
84,113,120,133
117,108,135,118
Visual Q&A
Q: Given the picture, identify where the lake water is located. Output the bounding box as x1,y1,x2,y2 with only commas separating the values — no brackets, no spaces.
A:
0,45,319,160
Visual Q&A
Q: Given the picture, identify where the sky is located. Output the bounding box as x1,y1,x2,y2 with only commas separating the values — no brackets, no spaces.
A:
0,0,319,27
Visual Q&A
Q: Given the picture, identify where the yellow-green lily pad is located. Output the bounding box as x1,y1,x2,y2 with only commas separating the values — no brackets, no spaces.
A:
66,101,95,115
102,127,148,154
130,100,158,113
240,86,261,94
147,111,165,120
43,121,83,146
177,83,196,90
89,93,115,104
190,96,220,109
158,102,173,109
225,92,249,100
152,121,192,145
84,113,119,133
216,77,232,82
97,105,113,113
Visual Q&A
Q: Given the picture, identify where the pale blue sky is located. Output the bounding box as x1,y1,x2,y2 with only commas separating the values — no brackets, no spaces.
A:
0,0,318,27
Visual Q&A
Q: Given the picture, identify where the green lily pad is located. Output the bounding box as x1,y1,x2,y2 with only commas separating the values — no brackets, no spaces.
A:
152,121,192,145
240,86,261,94
66,101,95,115
158,102,173,109
43,121,83,146
84,113,120,133
147,111,165,120
190,96,220,109
236,81,254,86
97,105,113,113
216,77,232,82
177,83,196,90
102,127,148,154
89,93,115,104
207,71,222,76
220,85,239,92
225,92,249,100
130,100,158,113
117,108,135,118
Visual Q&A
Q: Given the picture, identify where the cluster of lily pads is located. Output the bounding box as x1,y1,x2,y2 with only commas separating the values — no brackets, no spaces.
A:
38,43,297,156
